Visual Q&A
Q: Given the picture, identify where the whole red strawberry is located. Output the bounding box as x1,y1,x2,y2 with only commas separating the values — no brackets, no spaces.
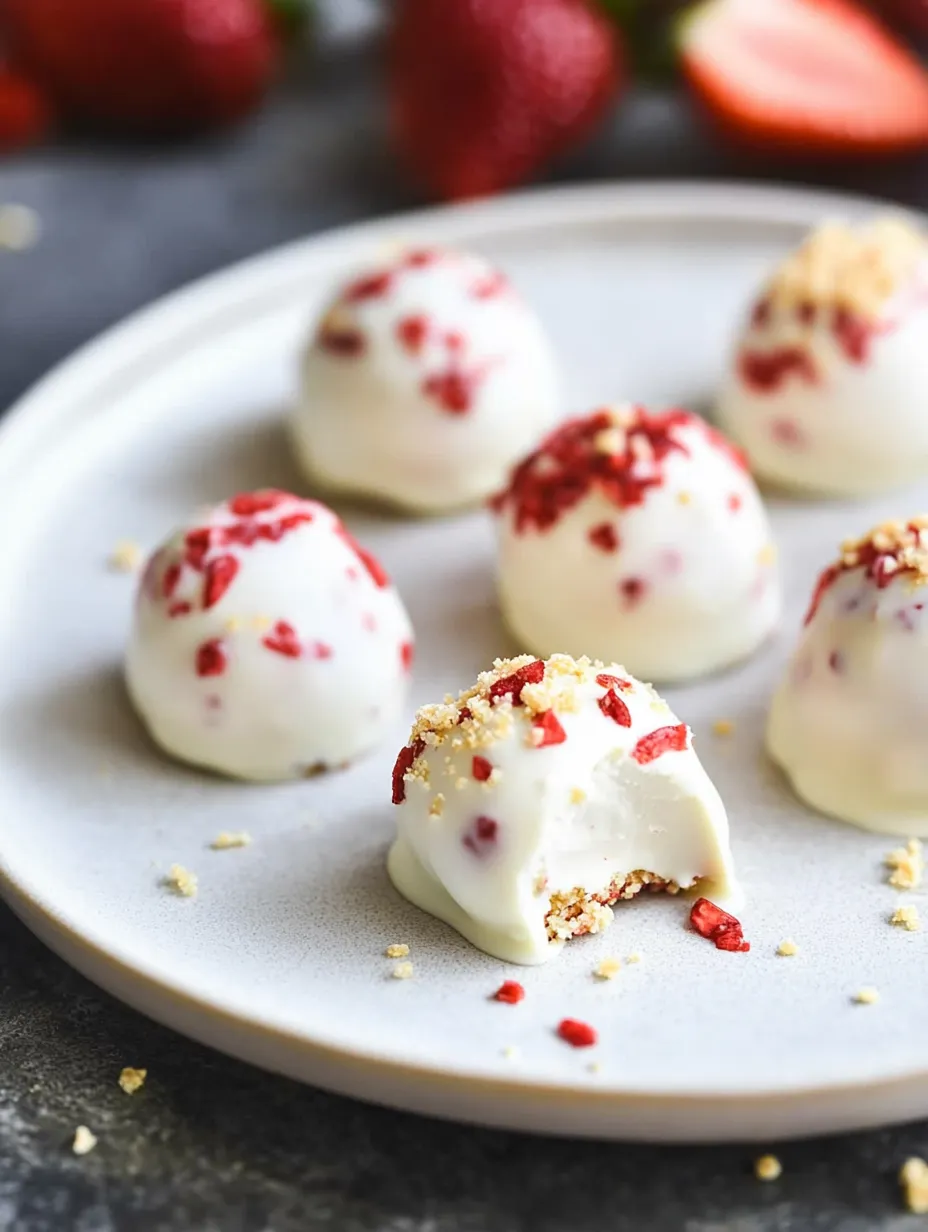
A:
389,0,623,201
0,0,276,135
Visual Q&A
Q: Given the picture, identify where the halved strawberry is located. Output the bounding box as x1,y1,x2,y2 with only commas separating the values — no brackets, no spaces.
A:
680,0,928,155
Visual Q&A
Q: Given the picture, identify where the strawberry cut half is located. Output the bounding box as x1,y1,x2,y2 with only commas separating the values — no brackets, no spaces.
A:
680,0,928,156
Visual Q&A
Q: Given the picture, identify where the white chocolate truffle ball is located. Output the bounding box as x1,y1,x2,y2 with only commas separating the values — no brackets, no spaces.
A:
126,490,414,781
768,517,928,834
292,245,559,513
388,654,738,964
717,217,928,496
491,405,781,683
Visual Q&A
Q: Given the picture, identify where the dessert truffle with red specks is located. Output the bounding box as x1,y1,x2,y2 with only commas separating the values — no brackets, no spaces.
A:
388,654,738,964
717,216,928,495
491,404,780,683
292,245,559,513
769,516,928,833
126,490,413,780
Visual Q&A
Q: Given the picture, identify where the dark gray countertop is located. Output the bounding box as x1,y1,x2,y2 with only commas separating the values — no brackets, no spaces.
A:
3,40,928,1232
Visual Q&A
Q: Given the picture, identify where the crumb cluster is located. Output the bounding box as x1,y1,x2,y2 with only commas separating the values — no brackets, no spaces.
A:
118,1067,147,1095
901,1157,928,1213
165,864,198,898
72,1126,97,1156
891,905,920,932
546,871,679,943
886,838,924,890
763,217,926,320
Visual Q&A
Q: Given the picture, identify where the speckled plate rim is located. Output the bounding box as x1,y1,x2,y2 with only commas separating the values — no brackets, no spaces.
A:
2,180,926,1143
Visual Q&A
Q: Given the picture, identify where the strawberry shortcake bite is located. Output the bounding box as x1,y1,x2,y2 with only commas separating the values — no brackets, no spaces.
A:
491,405,780,683
126,490,414,781
717,216,928,495
388,654,738,964
292,245,559,513
768,517,928,834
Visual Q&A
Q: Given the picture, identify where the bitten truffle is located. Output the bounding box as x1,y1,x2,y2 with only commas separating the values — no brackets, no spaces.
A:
292,245,559,513
126,490,413,780
491,405,780,683
388,654,738,964
717,216,928,495
768,516,928,833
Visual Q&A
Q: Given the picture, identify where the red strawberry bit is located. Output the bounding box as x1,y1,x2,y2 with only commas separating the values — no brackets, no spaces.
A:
458,707,472,724
532,710,567,747
392,738,425,805
203,554,239,609
689,897,750,953
492,408,691,535
771,418,805,448
184,527,215,570
404,249,440,269
318,324,366,357
472,755,493,782
262,621,302,659
362,613,377,633
168,601,192,618
344,270,393,302
489,659,545,705
798,300,817,326
471,270,509,299
400,641,414,671
828,649,845,673
738,347,818,393
728,493,742,513
337,526,391,588
422,366,485,415
632,724,689,765
444,330,465,354
463,815,498,855
493,980,525,1004
833,308,873,364
311,642,333,660
588,522,619,553
557,1018,598,1048
228,491,289,517
596,673,631,690
196,638,227,678
598,689,631,728
620,577,646,607
162,562,181,599
396,314,430,354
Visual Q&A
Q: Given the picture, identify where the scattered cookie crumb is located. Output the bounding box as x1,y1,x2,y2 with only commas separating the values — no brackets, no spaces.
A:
626,952,641,964
886,838,923,890
392,961,414,980
754,1154,782,1182
72,1126,97,1156
570,786,587,805
118,1067,147,1095
853,986,879,1005
587,1061,602,1074
108,539,142,573
712,719,734,737
594,957,621,981
210,831,251,850
0,203,40,251
165,864,198,898
385,943,409,959
891,905,920,932
502,1045,520,1060
777,939,798,957
900,1157,928,1214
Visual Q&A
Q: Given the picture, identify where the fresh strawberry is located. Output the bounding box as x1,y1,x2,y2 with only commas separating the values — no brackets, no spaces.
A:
680,0,928,156
0,0,277,135
0,68,51,151
389,0,623,201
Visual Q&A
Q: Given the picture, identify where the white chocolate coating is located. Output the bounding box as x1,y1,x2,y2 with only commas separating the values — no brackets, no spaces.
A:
126,491,413,781
768,518,928,834
293,246,559,513
388,654,738,964
717,219,928,496
492,407,781,683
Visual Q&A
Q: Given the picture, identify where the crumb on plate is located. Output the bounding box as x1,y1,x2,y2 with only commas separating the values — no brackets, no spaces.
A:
118,1067,147,1095
108,540,142,573
853,987,879,1005
777,939,798,957
901,1157,928,1214
594,957,621,981
712,719,734,737
886,839,923,890
72,1126,97,1156
891,905,920,932
210,831,251,850
165,864,198,898
754,1154,782,1182
392,961,414,980
385,943,409,959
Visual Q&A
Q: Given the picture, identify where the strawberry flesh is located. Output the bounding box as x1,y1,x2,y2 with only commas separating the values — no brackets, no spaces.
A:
680,0,928,155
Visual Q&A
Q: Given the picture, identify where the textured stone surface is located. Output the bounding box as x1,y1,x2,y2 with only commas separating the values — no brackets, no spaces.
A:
1,41,928,1232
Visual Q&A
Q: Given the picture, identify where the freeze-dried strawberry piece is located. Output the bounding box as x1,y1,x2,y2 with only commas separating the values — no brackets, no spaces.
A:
162,562,181,599
344,270,393,302
472,755,493,781
228,490,289,516
397,314,430,354
557,1018,597,1048
463,815,499,854
494,980,525,1004
532,710,566,747
595,673,631,690
632,724,688,764
598,688,631,728
690,897,750,953
392,738,425,805
262,620,301,658
400,641,414,671
337,526,391,588
489,659,545,705
588,522,619,553
196,638,227,678
184,527,215,569
203,554,239,609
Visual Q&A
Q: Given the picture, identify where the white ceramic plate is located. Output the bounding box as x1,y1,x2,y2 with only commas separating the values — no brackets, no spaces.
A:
3,181,928,1144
